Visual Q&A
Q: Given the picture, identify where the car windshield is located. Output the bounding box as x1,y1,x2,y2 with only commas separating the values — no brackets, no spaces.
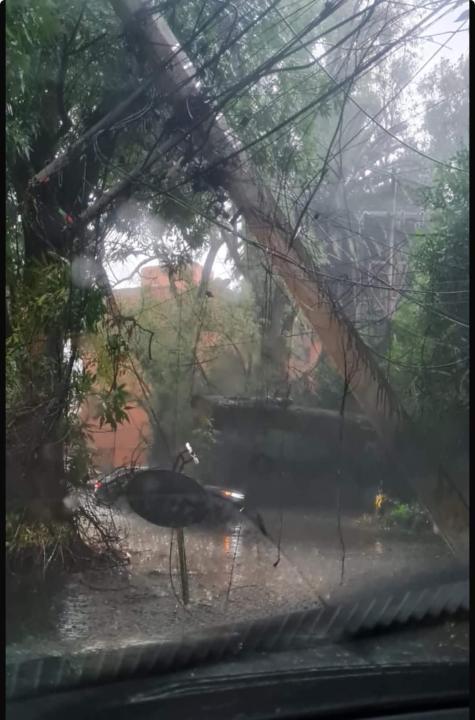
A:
6,0,468,694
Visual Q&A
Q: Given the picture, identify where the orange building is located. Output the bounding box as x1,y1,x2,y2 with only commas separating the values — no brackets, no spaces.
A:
79,354,152,472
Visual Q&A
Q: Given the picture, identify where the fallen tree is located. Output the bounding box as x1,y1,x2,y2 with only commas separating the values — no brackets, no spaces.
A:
193,394,373,438
105,0,467,559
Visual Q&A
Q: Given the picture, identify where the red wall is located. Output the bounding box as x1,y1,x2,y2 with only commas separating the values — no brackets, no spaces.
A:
79,358,152,472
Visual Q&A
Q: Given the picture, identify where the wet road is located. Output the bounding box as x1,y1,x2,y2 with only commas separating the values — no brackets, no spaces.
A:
254,507,454,599
6,498,456,662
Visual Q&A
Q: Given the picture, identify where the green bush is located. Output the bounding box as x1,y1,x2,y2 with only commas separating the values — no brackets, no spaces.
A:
384,501,430,530
6,512,75,573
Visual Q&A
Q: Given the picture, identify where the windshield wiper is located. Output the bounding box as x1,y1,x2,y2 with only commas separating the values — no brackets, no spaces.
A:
6,571,468,701
326,578,468,640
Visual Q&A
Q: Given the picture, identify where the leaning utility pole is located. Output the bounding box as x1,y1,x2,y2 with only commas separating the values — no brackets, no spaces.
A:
109,0,468,560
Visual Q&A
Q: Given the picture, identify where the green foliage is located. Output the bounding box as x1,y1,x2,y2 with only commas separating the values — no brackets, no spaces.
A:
13,259,70,330
7,259,106,392
6,511,74,572
96,384,131,431
78,322,138,433
389,502,412,522
6,0,129,166
113,274,262,456
20,262,104,336
5,256,110,507
6,0,60,161
383,501,429,531
6,261,69,413
391,149,468,460
165,0,335,204
418,56,469,161
64,416,91,488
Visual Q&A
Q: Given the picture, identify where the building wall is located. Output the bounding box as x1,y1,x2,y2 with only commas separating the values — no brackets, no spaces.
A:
81,397,151,472
79,357,152,472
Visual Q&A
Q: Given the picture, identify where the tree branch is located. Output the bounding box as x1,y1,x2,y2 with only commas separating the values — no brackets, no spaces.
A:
30,77,155,188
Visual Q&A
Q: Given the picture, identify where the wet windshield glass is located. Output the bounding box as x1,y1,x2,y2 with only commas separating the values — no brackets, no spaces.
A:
6,0,468,678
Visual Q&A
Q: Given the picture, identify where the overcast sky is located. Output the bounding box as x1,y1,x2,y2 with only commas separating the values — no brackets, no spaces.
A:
107,4,469,289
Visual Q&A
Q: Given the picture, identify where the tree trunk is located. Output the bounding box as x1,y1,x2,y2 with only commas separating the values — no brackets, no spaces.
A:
7,321,67,521
224,220,294,394
197,231,223,298
191,231,223,394
9,79,125,521
108,0,468,558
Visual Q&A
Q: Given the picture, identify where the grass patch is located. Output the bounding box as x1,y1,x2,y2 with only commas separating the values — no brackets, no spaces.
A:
6,504,127,578
6,512,76,575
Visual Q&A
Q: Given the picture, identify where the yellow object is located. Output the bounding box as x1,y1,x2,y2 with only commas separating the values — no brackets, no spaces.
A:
375,493,386,511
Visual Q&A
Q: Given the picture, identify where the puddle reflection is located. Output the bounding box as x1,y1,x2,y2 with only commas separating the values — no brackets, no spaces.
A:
223,523,243,560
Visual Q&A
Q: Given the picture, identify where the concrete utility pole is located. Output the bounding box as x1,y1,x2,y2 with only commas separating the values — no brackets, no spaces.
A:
109,0,468,560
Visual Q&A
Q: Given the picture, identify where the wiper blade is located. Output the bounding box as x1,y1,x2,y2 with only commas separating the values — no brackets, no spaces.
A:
7,575,468,701
331,579,468,640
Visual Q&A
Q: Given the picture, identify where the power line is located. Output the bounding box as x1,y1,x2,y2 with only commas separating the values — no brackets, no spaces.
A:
70,1,465,232
315,212,469,281
159,1,464,208
125,285,467,372
274,1,467,178
156,188,469,330
370,348,468,372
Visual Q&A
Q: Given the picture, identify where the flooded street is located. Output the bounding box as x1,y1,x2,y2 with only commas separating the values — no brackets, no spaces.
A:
6,500,455,663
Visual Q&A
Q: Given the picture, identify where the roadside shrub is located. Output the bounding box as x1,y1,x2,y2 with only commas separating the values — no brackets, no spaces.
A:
383,501,430,531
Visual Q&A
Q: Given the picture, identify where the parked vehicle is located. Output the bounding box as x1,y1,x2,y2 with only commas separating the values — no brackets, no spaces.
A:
202,485,245,524
93,465,245,524
94,466,148,507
